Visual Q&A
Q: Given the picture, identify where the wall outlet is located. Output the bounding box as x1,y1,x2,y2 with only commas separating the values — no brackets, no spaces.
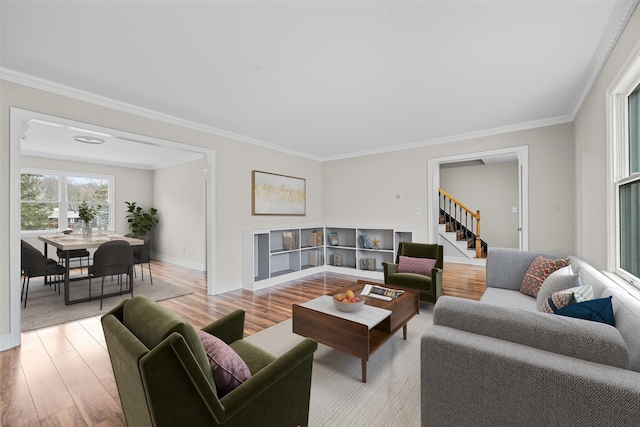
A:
181,247,186,253
512,207,518,213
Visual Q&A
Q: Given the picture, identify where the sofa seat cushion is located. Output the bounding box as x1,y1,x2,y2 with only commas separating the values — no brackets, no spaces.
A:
387,273,433,294
229,339,277,375
481,287,537,311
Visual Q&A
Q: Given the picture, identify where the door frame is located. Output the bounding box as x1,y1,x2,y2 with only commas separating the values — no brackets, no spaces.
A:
426,146,529,255
8,107,216,349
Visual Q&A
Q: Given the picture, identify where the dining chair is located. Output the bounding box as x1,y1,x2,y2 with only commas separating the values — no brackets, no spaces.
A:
57,248,91,273
125,233,153,284
21,240,66,308
88,240,133,310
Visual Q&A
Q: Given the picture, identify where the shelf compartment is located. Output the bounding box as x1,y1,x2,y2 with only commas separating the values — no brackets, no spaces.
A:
270,229,299,253
326,227,356,248
301,248,325,269
357,228,394,251
270,251,301,277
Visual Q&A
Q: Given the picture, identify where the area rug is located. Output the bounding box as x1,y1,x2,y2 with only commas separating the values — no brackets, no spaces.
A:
245,304,434,427
21,276,192,331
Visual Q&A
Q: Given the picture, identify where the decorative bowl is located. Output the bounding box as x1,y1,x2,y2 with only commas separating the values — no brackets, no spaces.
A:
333,294,365,312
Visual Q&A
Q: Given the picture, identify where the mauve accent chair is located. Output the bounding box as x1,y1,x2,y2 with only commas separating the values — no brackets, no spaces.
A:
101,296,318,427
383,242,444,303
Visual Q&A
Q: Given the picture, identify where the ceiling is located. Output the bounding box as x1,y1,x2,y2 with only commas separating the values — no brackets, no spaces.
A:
2,0,639,164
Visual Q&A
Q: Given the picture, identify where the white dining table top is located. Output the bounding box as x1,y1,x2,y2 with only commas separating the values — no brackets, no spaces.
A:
38,234,144,250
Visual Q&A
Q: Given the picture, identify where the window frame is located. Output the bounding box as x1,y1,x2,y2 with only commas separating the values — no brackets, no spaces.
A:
20,167,115,235
607,41,640,289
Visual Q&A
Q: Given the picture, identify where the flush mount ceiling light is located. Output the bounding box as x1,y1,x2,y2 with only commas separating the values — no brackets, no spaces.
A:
74,135,105,145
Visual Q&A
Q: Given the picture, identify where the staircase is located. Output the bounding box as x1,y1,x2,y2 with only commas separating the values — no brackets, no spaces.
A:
439,189,488,258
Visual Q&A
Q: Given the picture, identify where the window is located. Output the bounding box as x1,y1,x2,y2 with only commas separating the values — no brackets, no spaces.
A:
20,168,114,233
610,51,640,288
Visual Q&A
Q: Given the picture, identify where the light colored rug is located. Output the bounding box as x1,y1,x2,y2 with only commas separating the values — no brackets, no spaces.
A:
21,275,192,331
245,304,434,427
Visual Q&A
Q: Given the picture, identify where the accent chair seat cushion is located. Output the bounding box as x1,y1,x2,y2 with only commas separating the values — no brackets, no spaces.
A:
387,273,434,296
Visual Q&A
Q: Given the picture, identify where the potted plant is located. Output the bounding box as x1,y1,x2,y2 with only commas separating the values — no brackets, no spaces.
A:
125,202,159,238
78,201,100,239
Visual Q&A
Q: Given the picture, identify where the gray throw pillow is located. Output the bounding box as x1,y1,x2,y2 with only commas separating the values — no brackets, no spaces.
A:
536,267,581,311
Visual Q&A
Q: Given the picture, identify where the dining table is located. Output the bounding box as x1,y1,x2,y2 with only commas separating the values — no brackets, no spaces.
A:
38,233,144,305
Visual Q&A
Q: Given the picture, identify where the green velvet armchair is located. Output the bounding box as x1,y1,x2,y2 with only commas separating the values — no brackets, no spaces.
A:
382,242,444,303
101,296,318,427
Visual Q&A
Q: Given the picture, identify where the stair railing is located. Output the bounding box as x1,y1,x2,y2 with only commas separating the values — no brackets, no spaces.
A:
439,188,482,258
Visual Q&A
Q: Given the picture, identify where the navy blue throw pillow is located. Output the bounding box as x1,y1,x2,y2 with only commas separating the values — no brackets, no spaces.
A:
555,296,615,327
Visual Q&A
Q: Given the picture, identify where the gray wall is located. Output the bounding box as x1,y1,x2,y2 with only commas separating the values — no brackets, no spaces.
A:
440,161,519,249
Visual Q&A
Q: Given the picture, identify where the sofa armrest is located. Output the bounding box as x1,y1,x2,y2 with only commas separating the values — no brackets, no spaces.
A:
220,338,318,423
486,248,558,290
382,262,398,282
432,267,443,301
433,296,629,368
421,326,640,427
201,309,245,345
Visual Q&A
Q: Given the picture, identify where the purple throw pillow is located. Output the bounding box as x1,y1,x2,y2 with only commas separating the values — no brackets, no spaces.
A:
196,329,251,397
397,256,436,276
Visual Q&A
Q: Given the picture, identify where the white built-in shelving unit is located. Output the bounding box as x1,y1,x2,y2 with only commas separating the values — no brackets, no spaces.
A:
242,226,414,291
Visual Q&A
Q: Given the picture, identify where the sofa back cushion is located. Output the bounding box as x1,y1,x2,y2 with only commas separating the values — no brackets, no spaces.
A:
486,248,558,291
122,297,215,386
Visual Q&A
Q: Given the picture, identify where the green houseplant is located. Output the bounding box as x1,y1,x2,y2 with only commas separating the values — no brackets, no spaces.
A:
78,201,101,238
125,202,159,238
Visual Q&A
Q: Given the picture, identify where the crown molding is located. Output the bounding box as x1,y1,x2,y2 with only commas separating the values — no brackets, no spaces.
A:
568,0,639,121
322,115,571,162
0,68,322,162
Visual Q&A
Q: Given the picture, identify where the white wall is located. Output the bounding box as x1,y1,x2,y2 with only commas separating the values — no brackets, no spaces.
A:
0,80,323,342
574,5,640,270
323,123,575,256
440,161,519,249
153,158,206,269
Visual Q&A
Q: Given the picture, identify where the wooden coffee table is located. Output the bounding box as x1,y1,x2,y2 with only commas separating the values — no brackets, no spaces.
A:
292,280,419,382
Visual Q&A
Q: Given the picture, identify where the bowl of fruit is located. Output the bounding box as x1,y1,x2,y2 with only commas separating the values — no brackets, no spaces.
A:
333,289,365,312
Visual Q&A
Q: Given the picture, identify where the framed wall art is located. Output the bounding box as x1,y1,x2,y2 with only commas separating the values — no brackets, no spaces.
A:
252,170,306,215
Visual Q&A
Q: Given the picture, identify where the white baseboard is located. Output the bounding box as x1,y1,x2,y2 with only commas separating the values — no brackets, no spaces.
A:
444,256,486,267
152,252,205,272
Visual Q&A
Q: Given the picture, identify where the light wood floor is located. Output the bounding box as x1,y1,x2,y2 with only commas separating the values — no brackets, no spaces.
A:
0,260,485,426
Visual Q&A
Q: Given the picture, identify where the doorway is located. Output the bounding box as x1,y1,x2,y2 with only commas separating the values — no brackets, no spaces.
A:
427,146,528,263
8,108,217,348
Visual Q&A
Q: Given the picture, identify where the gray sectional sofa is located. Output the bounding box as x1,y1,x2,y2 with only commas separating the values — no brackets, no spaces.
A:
421,248,640,426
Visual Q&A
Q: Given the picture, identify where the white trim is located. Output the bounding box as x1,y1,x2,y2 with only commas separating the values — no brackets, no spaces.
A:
6,110,22,351
427,146,529,251
7,108,218,350
567,0,640,121
152,253,206,272
605,38,640,280
323,116,567,162
1,68,322,162
20,167,116,232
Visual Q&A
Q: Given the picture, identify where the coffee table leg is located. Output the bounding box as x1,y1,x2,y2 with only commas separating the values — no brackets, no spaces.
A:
403,324,408,340
361,359,367,383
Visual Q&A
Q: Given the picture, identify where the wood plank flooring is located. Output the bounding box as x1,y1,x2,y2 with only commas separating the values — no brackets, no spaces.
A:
0,260,485,426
